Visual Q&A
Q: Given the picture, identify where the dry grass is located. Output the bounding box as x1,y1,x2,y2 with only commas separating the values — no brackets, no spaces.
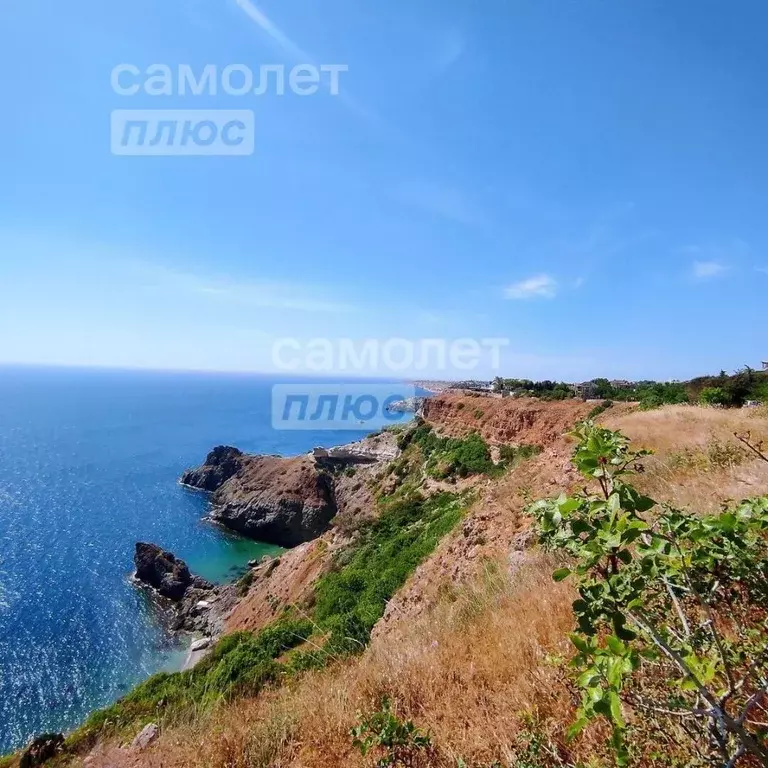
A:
604,405,768,512
83,555,606,768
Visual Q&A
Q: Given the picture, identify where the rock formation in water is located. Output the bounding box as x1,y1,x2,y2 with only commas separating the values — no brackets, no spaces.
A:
134,542,213,601
132,542,237,636
180,446,244,491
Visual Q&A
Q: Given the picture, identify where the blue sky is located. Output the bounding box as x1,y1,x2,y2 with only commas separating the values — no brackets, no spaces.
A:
1,0,766,380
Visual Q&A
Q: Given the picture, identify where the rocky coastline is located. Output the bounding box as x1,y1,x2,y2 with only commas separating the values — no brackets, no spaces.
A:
384,396,425,415
131,543,239,656
132,429,403,664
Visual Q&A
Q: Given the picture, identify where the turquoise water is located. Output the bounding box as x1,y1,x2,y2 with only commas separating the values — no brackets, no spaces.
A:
0,366,411,752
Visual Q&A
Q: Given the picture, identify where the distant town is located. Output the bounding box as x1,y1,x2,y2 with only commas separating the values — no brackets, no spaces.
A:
413,361,768,409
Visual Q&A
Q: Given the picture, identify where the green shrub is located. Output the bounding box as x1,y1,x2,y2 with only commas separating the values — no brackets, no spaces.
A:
498,443,541,468
587,400,613,419
236,567,255,596
69,618,313,746
699,386,731,407
351,699,433,767
410,426,495,479
312,492,465,654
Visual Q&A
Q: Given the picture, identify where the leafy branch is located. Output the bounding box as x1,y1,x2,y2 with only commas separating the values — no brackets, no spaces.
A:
531,421,768,766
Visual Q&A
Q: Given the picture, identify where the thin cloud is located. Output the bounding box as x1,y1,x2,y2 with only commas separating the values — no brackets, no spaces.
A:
233,0,312,62
133,262,356,313
505,274,558,300
756,266,768,275
232,0,377,124
692,261,728,280
397,180,484,227
431,30,466,75
682,240,750,280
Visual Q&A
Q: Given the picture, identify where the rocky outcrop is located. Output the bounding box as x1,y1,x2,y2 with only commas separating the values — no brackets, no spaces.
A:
20,734,64,768
180,446,244,491
181,432,403,548
312,430,400,465
134,542,213,601
211,456,336,546
132,542,238,638
131,723,159,750
385,396,425,414
182,450,337,547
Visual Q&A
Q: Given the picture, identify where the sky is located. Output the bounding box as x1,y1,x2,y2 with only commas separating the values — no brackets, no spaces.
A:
1,0,766,381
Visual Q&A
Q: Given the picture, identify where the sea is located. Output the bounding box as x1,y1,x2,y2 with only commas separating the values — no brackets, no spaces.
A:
0,365,414,753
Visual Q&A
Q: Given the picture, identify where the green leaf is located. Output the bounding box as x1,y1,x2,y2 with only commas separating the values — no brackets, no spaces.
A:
552,568,572,582
559,497,582,513
606,635,626,655
570,633,590,653
566,717,589,740
609,691,625,727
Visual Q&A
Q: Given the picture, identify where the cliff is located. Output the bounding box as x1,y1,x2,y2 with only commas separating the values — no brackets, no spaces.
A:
180,432,398,548
181,450,336,547
421,392,594,445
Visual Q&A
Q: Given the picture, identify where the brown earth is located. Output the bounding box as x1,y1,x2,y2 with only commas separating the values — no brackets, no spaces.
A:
374,399,768,640
422,393,595,445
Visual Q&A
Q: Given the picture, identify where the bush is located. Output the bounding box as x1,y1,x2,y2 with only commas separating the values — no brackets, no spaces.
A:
498,443,541,468
699,386,731,407
351,699,433,767
587,400,613,419
69,618,313,746
410,426,495,479
312,492,465,654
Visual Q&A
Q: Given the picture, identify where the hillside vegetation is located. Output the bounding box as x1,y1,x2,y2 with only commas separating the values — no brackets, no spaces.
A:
9,398,768,768
493,367,768,411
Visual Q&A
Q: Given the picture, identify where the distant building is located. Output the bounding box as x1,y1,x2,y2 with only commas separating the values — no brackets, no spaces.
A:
571,381,598,399
610,379,633,389
450,380,493,393
762,361,768,371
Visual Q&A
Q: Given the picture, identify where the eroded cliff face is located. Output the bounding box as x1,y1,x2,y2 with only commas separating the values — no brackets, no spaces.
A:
422,393,592,446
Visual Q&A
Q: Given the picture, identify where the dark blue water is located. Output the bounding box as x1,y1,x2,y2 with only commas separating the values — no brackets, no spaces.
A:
0,366,411,752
